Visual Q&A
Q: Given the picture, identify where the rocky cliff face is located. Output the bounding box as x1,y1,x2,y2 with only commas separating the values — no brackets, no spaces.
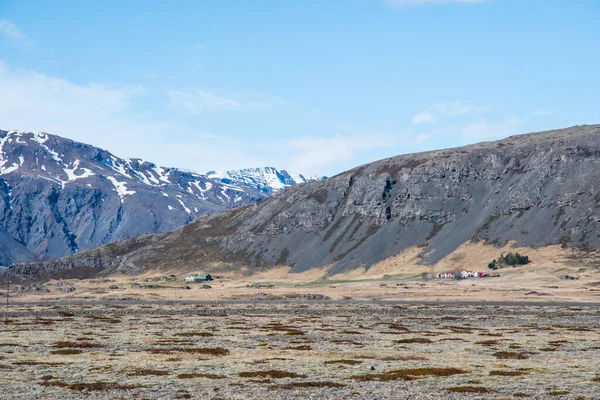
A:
6,125,600,282
0,130,272,265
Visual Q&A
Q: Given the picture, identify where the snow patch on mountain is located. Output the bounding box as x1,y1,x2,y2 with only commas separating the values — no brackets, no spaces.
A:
1,163,19,175
63,160,95,184
176,198,191,214
207,167,324,195
106,176,136,202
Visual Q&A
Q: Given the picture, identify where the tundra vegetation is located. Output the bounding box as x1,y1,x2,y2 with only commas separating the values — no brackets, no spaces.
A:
0,303,599,399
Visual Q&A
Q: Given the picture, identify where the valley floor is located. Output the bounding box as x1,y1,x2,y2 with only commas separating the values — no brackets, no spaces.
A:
7,264,600,305
0,304,599,399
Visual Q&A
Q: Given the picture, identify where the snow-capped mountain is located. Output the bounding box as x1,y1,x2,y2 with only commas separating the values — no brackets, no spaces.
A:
207,167,324,196
0,129,275,265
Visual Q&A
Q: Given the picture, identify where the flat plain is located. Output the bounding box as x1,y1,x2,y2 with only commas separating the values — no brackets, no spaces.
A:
1,303,599,399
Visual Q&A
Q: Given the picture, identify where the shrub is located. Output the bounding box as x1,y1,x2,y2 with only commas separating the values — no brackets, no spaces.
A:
53,341,104,349
50,349,83,355
489,370,527,376
145,347,229,356
350,367,467,382
125,369,169,376
493,351,529,360
39,380,144,391
269,381,346,390
323,360,362,365
239,370,306,379
177,373,225,379
447,386,494,393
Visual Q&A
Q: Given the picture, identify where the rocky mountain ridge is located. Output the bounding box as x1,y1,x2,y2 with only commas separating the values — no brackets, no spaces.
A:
207,167,324,196
5,124,600,282
0,129,313,265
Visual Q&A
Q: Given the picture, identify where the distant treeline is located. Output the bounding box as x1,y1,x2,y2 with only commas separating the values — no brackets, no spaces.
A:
488,252,530,270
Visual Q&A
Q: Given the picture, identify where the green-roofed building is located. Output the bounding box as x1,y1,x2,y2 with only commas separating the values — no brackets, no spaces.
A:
185,274,213,282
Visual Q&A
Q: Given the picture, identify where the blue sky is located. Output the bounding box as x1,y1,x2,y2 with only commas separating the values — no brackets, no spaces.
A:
0,0,598,176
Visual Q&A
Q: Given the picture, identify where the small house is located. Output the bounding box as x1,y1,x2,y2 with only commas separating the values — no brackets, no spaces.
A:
185,274,213,282
437,270,456,279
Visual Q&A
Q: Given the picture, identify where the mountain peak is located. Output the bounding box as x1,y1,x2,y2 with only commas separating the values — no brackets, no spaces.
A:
207,166,324,195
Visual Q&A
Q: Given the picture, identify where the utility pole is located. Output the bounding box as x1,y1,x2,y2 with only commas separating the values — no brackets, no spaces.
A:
4,280,9,325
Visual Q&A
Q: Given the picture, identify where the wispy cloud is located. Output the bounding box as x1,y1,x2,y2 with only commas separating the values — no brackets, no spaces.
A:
0,19,32,48
0,62,172,160
531,110,553,116
278,134,395,173
168,89,284,114
266,131,435,175
386,0,490,7
412,100,489,125
434,101,490,116
460,116,521,143
412,110,436,125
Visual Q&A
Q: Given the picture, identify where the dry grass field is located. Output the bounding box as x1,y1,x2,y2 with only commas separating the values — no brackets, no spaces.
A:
1,303,599,399
6,262,600,305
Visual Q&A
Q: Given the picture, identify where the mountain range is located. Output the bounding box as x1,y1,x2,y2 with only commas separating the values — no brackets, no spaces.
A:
0,129,316,266
6,124,600,282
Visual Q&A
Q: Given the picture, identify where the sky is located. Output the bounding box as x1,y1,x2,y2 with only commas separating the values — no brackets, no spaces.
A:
0,0,598,176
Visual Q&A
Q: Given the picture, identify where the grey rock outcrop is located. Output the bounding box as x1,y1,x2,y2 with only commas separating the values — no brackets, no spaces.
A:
5,125,600,282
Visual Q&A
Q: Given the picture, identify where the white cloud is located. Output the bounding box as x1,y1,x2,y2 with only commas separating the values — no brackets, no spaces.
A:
168,89,284,114
412,101,489,126
0,63,147,130
386,0,490,7
460,116,521,143
412,110,436,125
414,133,431,143
0,19,32,48
0,63,374,176
531,110,553,116
266,131,436,175
434,101,489,116
276,134,395,174
0,62,179,162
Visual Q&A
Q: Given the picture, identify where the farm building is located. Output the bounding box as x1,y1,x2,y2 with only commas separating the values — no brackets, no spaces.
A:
436,270,456,279
437,270,489,279
184,274,213,282
461,270,482,279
